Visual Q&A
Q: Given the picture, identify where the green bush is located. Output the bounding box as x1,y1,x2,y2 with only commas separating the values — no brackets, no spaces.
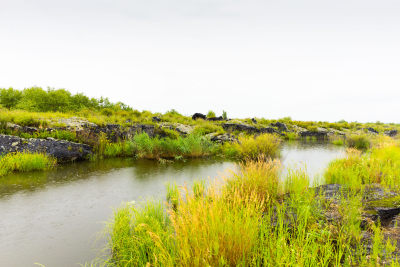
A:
346,134,371,150
207,110,216,118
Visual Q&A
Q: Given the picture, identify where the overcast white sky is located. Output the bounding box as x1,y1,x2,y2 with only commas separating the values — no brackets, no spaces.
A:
0,0,399,122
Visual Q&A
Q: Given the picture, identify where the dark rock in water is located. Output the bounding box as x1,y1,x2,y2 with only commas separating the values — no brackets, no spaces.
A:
0,134,92,162
270,122,289,132
152,116,161,122
207,116,224,121
366,127,379,134
299,128,328,139
192,113,207,120
251,118,257,124
385,130,398,137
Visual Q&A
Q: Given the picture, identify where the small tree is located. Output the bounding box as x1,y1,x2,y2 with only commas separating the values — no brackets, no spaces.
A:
0,88,22,109
222,110,227,120
207,110,216,118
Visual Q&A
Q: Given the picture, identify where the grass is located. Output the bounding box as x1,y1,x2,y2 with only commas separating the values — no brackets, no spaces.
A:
104,156,400,266
325,145,400,189
221,133,281,160
0,152,56,176
94,133,217,160
346,134,371,150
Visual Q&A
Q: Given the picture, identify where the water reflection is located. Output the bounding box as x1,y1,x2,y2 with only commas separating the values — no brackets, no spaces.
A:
0,142,344,267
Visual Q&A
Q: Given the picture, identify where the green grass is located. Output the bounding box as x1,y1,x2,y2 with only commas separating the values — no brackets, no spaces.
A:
0,152,56,176
221,133,281,160
104,157,400,266
325,145,400,189
93,133,217,160
346,134,371,150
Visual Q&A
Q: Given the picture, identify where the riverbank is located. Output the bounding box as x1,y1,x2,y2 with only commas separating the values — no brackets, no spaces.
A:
1,88,399,176
103,142,400,266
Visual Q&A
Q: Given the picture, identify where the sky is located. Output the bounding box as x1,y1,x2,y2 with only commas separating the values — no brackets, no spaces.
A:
0,0,399,123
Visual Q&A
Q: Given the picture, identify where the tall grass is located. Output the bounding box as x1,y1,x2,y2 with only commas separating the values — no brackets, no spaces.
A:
0,152,56,176
325,146,400,188
132,133,215,159
222,133,281,160
346,134,371,150
105,158,398,266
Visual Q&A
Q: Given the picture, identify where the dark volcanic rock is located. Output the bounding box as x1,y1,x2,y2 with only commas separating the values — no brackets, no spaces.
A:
270,122,289,132
222,123,259,134
299,128,328,139
385,130,398,137
192,113,207,120
251,118,257,124
152,116,161,122
222,123,278,135
209,133,237,143
0,134,92,162
366,127,379,134
207,116,224,121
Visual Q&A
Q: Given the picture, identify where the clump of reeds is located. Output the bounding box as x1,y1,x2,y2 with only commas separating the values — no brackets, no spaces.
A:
222,133,281,160
0,152,56,176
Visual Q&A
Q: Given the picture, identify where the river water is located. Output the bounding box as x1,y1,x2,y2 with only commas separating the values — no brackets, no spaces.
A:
0,142,344,266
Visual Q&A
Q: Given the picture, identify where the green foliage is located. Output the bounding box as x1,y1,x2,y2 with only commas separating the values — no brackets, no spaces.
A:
222,110,227,120
222,134,281,160
106,159,399,266
325,146,400,189
0,87,131,113
206,110,216,118
107,201,176,266
0,152,56,176
346,134,371,150
132,133,215,159
0,87,22,109
192,121,224,136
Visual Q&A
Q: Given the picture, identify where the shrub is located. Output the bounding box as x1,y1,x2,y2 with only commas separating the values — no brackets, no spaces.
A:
346,134,371,150
207,110,216,118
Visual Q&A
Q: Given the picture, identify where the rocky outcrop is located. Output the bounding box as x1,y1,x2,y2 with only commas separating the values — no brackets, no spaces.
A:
270,122,288,132
207,116,224,121
152,116,161,122
222,122,278,135
0,134,92,162
75,124,155,143
385,130,398,137
366,127,379,134
206,133,238,143
192,113,207,120
299,128,329,139
159,123,193,136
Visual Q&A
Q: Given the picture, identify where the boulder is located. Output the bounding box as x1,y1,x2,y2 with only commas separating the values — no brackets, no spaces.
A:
208,133,237,143
366,127,379,134
270,122,288,132
385,130,398,137
299,128,329,139
192,113,207,120
0,134,92,162
251,118,257,124
152,116,161,122
222,123,259,134
207,116,224,121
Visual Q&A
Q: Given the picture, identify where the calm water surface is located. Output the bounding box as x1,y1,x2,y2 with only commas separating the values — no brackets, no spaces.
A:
0,142,344,266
